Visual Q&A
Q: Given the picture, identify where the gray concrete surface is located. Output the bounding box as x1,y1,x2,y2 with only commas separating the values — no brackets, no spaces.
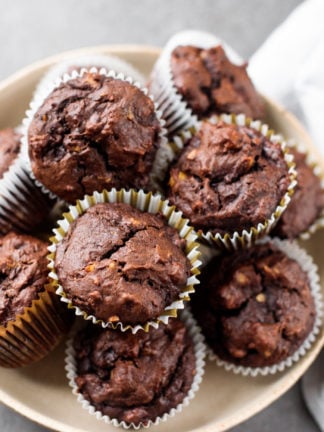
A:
0,0,320,431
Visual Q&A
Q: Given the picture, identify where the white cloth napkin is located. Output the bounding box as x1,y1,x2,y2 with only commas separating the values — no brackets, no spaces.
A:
249,1,324,430
249,0,324,156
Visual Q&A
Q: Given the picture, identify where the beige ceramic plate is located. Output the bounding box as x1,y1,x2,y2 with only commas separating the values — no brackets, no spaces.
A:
0,45,323,432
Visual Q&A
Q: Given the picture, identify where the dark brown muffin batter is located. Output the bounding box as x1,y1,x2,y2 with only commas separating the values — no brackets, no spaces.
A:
74,318,196,425
170,45,265,119
192,242,316,367
28,72,161,202
168,121,290,235
55,203,190,325
0,128,21,179
272,148,324,239
0,232,48,326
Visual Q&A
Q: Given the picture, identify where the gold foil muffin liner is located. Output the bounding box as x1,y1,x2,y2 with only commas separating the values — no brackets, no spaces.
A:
208,237,323,377
285,139,324,240
0,286,72,368
48,188,202,333
0,138,54,235
65,308,206,429
34,53,145,97
156,113,297,251
21,67,168,200
149,30,243,135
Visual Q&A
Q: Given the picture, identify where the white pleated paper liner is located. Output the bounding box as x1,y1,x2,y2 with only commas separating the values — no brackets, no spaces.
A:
48,188,202,334
34,53,145,97
285,139,324,240
0,148,55,235
207,237,323,377
65,308,206,429
21,67,168,200
158,113,297,251
149,30,244,135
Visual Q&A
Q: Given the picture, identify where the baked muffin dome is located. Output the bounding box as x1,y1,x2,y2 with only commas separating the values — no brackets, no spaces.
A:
0,232,48,326
168,120,290,236
54,202,190,325
192,242,316,367
28,72,162,202
72,318,196,425
170,45,265,119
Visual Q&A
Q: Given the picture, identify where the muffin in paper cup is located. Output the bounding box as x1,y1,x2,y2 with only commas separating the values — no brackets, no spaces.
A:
34,53,145,97
48,188,201,333
148,29,258,135
202,238,323,377
21,67,168,202
271,139,324,240
0,286,72,368
163,113,297,251
65,308,206,429
0,232,72,368
0,128,55,235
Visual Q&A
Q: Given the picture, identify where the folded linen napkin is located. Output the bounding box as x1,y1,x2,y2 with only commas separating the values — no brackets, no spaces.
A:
249,0,324,156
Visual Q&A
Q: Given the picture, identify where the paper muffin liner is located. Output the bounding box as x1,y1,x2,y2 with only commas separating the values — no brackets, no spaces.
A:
21,67,168,200
149,30,244,135
207,237,323,377
284,139,324,240
157,113,297,251
34,53,145,97
0,138,55,235
0,286,72,368
48,188,202,334
65,307,206,429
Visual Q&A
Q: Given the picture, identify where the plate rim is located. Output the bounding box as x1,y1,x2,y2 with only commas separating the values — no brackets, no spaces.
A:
0,43,323,432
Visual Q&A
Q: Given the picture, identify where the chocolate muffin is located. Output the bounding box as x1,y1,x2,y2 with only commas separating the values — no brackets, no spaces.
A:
0,128,21,178
0,232,48,326
272,148,324,239
170,45,265,119
28,72,162,202
168,120,291,236
73,318,196,425
54,202,190,326
192,242,316,368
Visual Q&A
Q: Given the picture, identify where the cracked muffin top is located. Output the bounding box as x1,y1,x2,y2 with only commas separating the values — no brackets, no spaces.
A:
0,128,21,179
54,202,190,325
167,120,291,236
191,242,316,367
28,72,161,203
170,45,265,119
0,232,48,326
272,148,324,239
73,318,195,425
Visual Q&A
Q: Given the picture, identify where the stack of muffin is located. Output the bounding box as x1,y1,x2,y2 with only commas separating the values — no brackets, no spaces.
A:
0,30,323,428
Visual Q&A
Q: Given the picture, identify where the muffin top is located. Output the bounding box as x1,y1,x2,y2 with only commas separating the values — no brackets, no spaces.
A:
168,120,290,235
74,318,195,425
0,128,21,179
192,242,315,367
55,202,190,325
0,232,48,326
170,45,264,119
28,72,161,202
272,148,324,239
